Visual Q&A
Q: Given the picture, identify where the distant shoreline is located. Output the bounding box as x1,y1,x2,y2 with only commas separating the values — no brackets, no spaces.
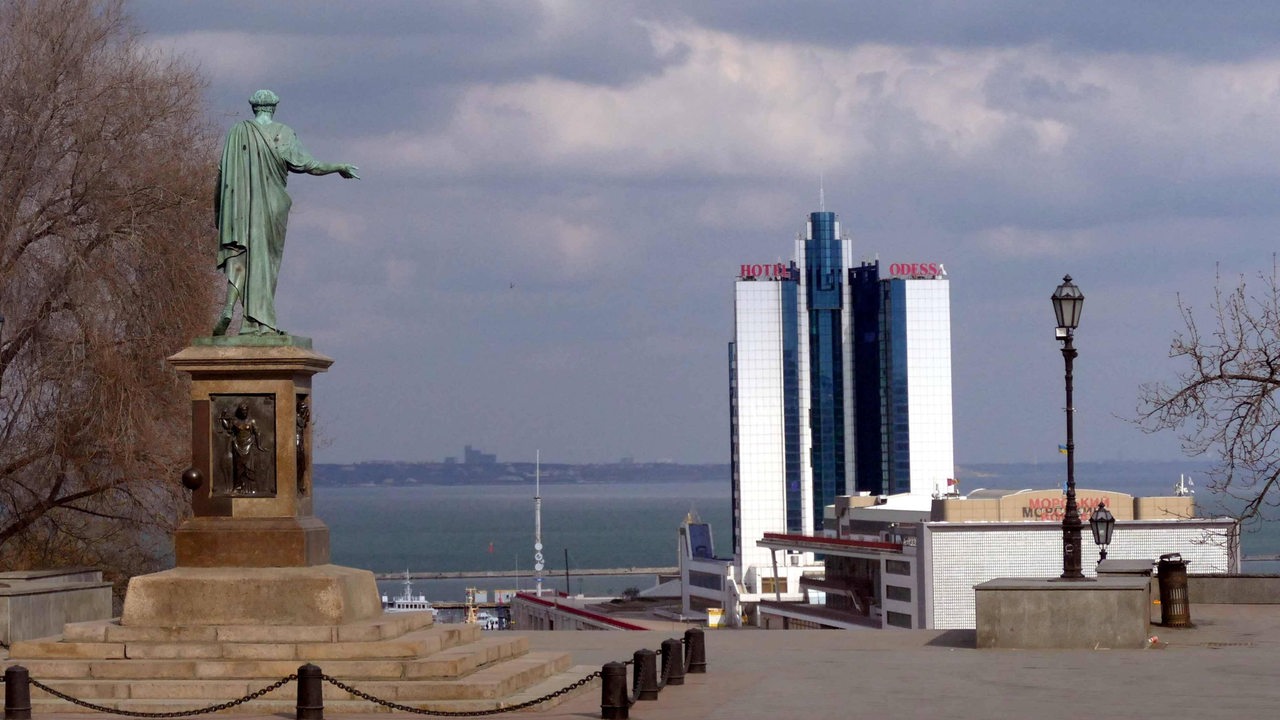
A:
315,459,1213,489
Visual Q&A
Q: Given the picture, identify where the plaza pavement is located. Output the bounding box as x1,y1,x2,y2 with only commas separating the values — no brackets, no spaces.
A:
9,603,1280,720
527,603,1280,720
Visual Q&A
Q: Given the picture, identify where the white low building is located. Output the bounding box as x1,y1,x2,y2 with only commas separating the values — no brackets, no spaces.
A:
681,488,1238,630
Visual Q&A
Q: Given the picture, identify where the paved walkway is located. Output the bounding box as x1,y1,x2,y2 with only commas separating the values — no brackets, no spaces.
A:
11,604,1280,720
528,604,1280,720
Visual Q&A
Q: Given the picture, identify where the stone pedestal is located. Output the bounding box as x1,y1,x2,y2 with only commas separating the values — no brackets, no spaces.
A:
975,576,1152,649
121,337,382,626
167,337,332,568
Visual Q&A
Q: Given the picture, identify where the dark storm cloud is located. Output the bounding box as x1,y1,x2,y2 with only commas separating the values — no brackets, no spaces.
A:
652,1,1280,61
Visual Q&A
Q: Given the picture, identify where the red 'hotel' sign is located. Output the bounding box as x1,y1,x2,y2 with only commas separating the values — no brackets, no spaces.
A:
740,263,790,280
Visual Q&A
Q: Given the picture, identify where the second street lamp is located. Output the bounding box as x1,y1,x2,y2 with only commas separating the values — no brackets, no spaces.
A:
1052,275,1085,580
1090,502,1116,564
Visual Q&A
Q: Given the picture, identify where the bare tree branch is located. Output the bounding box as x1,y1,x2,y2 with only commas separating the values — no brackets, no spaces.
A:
1137,258,1280,526
0,0,217,587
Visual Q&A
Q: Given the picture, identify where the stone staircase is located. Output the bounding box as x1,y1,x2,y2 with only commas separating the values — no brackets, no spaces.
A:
6,611,598,714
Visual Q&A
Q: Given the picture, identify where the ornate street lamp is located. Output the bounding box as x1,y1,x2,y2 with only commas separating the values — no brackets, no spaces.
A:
1052,275,1085,579
1089,502,1116,564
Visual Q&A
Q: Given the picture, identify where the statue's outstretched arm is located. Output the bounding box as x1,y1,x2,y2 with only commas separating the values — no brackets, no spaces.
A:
306,162,359,179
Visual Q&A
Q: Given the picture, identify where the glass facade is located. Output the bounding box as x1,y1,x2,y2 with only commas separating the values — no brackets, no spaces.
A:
781,277,802,533
803,211,847,530
849,261,955,498
886,281,911,494
850,262,884,495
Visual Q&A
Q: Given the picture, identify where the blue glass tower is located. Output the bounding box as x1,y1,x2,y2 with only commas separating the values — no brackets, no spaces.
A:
802,212,848,528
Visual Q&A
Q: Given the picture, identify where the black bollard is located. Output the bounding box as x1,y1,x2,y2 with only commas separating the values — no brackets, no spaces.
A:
296,663,324,720
4,665,32,720
600,661,628,719
633,649,660,701
660,638,685,686
684,627,707,674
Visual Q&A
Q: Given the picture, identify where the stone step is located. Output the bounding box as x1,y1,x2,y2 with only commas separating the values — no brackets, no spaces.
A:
60,611,436,644
22,652,577,711
403,634,529,679
12,623,476,664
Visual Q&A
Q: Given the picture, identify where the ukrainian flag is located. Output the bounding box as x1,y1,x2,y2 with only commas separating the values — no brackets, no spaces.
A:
1058,444,1068,455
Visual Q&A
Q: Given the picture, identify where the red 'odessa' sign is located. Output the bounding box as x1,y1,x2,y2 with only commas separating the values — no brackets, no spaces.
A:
888,262,947,278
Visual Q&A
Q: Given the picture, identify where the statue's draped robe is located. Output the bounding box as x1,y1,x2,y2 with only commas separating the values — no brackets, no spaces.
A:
215,120,322,331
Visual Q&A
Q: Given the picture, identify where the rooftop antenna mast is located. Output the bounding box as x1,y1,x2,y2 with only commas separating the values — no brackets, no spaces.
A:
534,451,544,597
819,173,825,211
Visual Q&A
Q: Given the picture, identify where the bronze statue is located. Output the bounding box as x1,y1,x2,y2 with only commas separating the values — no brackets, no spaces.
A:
214,90,359,336
220,402,266,494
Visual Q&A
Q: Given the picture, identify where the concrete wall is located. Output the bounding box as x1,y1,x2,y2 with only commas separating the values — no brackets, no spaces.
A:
1187,575,1280,604
0,569,112,645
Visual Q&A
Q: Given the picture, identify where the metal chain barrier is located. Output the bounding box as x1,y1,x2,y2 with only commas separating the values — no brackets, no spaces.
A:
321,670,601,717
26,674,296,718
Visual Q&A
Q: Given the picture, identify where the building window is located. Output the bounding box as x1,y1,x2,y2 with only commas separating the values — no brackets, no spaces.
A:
885,585,911,602
885,560,911,576
689,571,724,591
760,577,789,594
886,611,912,629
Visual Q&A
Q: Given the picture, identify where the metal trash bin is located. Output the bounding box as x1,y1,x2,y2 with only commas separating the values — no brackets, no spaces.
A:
1157,553,1192,627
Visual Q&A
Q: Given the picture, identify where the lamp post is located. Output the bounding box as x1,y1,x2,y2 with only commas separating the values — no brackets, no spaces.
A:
1089,502,1115,564
1052,275,1085,580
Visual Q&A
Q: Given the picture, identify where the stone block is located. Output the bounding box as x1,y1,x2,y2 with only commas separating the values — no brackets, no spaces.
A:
62,620,112,642
121,565,381,626
301,639,420,660
220,642,298,660
975,576,1151,649
9,640,124,659
334,610,433,642
309,659,407,680
106,625,219,643
13,661,92,679
215,624,335,643
192,660,300,680
174,516,330,568
29,680,129,700
124,642,226,660
90,660,198,679
126,680,252,700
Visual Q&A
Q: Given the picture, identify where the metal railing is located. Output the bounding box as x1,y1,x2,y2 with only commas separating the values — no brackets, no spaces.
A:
2,627,707,720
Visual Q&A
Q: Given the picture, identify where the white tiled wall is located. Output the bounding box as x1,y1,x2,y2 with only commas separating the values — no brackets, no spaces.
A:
924,520,1237,629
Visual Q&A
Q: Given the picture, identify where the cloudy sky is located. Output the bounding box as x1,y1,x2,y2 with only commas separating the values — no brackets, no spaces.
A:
133,1,1280,468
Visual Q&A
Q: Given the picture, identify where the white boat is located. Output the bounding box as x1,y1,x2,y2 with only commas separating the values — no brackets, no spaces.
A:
382,571,438,615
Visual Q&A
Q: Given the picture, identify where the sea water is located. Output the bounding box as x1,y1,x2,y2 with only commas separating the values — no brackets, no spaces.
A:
315,481,731,602
314,465,1280,603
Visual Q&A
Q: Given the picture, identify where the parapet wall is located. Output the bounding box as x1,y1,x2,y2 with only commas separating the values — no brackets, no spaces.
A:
0,568,112,644
1187,575,1280,604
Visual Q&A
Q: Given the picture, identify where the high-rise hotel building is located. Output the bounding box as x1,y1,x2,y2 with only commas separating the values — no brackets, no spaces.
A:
729,210,953,590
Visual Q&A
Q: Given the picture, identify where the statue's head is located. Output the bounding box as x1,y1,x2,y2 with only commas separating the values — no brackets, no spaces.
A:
235,401,250,419
249,89,280,115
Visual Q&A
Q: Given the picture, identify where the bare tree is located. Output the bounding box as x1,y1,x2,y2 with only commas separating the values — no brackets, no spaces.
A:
0,0,217,588
1137,259,1280,525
